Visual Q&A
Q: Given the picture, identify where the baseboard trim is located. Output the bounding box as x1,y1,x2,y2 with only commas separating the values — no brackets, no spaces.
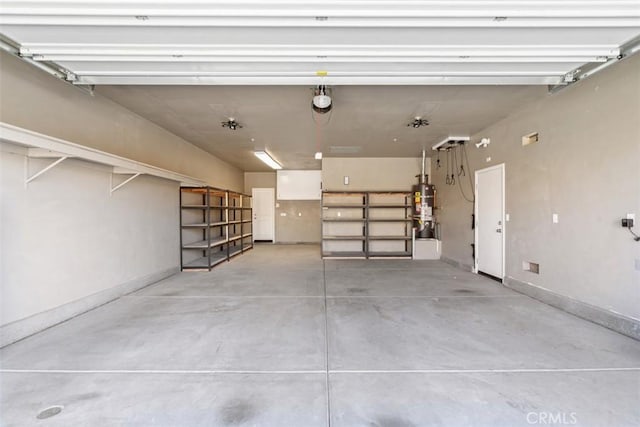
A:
440,256,474,272
272,242,321,245
0,267,179,348
504,276,640,341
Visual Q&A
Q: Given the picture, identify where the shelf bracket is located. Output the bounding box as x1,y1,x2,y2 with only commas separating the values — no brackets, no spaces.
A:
110,167,142,194
25,149,70,185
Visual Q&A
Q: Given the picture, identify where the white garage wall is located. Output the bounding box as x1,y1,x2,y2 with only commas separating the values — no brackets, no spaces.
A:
322,157,430,191
433,54,640,333
1,147,178,325
244,172,321,243
0,51,245,346
0,51,244,192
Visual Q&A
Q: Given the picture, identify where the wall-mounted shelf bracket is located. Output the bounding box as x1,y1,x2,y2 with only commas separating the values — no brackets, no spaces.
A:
110,167,142,194
3,122,206,190
25,148,71,185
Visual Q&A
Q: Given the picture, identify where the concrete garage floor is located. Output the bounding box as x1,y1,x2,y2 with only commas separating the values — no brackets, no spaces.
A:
1,245,639,426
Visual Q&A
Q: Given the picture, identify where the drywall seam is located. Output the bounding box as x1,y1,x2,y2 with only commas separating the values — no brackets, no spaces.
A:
0,267,178,348
504,276,640,341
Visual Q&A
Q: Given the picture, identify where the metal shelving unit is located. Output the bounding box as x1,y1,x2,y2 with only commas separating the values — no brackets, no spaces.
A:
228,191,243,259
180,186,252,271
321,191,412,259
321,191,367,258
367,191,413,258
241,193,253,252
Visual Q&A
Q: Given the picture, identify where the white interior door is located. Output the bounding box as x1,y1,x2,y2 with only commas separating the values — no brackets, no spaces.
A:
475,164,505,279
252,188,275,242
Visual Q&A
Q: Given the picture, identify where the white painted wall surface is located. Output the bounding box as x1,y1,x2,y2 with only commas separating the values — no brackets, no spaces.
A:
0,145,179,326
0,51,244,342
245,172,321,243
433,54,640,320
0,51,243,192
322,157,430,191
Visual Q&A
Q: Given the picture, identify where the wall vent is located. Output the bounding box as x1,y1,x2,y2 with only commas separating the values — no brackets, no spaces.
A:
522,132,539,146
523,261,540,274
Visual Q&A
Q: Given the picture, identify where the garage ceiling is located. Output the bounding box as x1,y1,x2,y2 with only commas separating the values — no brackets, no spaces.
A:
1,1,639,170
95,84,545,171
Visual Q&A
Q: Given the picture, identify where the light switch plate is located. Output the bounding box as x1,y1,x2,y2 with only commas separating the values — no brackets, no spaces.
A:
344,176,350,185
552,213,559,223
505,214,510,222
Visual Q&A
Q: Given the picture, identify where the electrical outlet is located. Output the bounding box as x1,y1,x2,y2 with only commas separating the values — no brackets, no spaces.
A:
505,214,510,222
343,176,350,185
627,213,636,221
622,218,634,228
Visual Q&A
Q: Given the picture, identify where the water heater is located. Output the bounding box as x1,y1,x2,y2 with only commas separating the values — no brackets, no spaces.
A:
413,151,436,239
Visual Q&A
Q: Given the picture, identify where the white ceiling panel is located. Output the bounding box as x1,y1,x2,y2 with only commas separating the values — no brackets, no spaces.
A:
4,26,639,46
1,1,639,169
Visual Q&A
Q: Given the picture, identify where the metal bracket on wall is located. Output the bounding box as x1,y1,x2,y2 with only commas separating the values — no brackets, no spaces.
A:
24,148,71,186
548,34,640,94
1,33,95,96
110,167,142,194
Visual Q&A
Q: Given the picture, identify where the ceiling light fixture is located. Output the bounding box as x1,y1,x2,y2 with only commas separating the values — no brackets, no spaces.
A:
408,117,429,128
432,136,470,150
254,150,282,170
221,118,242,130
312,85,332,114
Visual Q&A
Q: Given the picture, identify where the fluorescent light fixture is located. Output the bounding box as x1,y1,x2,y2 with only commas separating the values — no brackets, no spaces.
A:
315,152,323,160
254,150,282,169
432,136,470,150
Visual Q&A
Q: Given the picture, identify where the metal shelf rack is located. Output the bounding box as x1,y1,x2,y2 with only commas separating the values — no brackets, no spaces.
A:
321,191,413,259
180,186,253,271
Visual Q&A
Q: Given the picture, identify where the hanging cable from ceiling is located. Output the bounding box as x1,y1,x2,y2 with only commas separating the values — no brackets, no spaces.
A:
315,108,323,159
436,142,475,203
449,147,456,186
310,84,333,158
311,105,333,126
445,148,451,185
456,143,475,203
